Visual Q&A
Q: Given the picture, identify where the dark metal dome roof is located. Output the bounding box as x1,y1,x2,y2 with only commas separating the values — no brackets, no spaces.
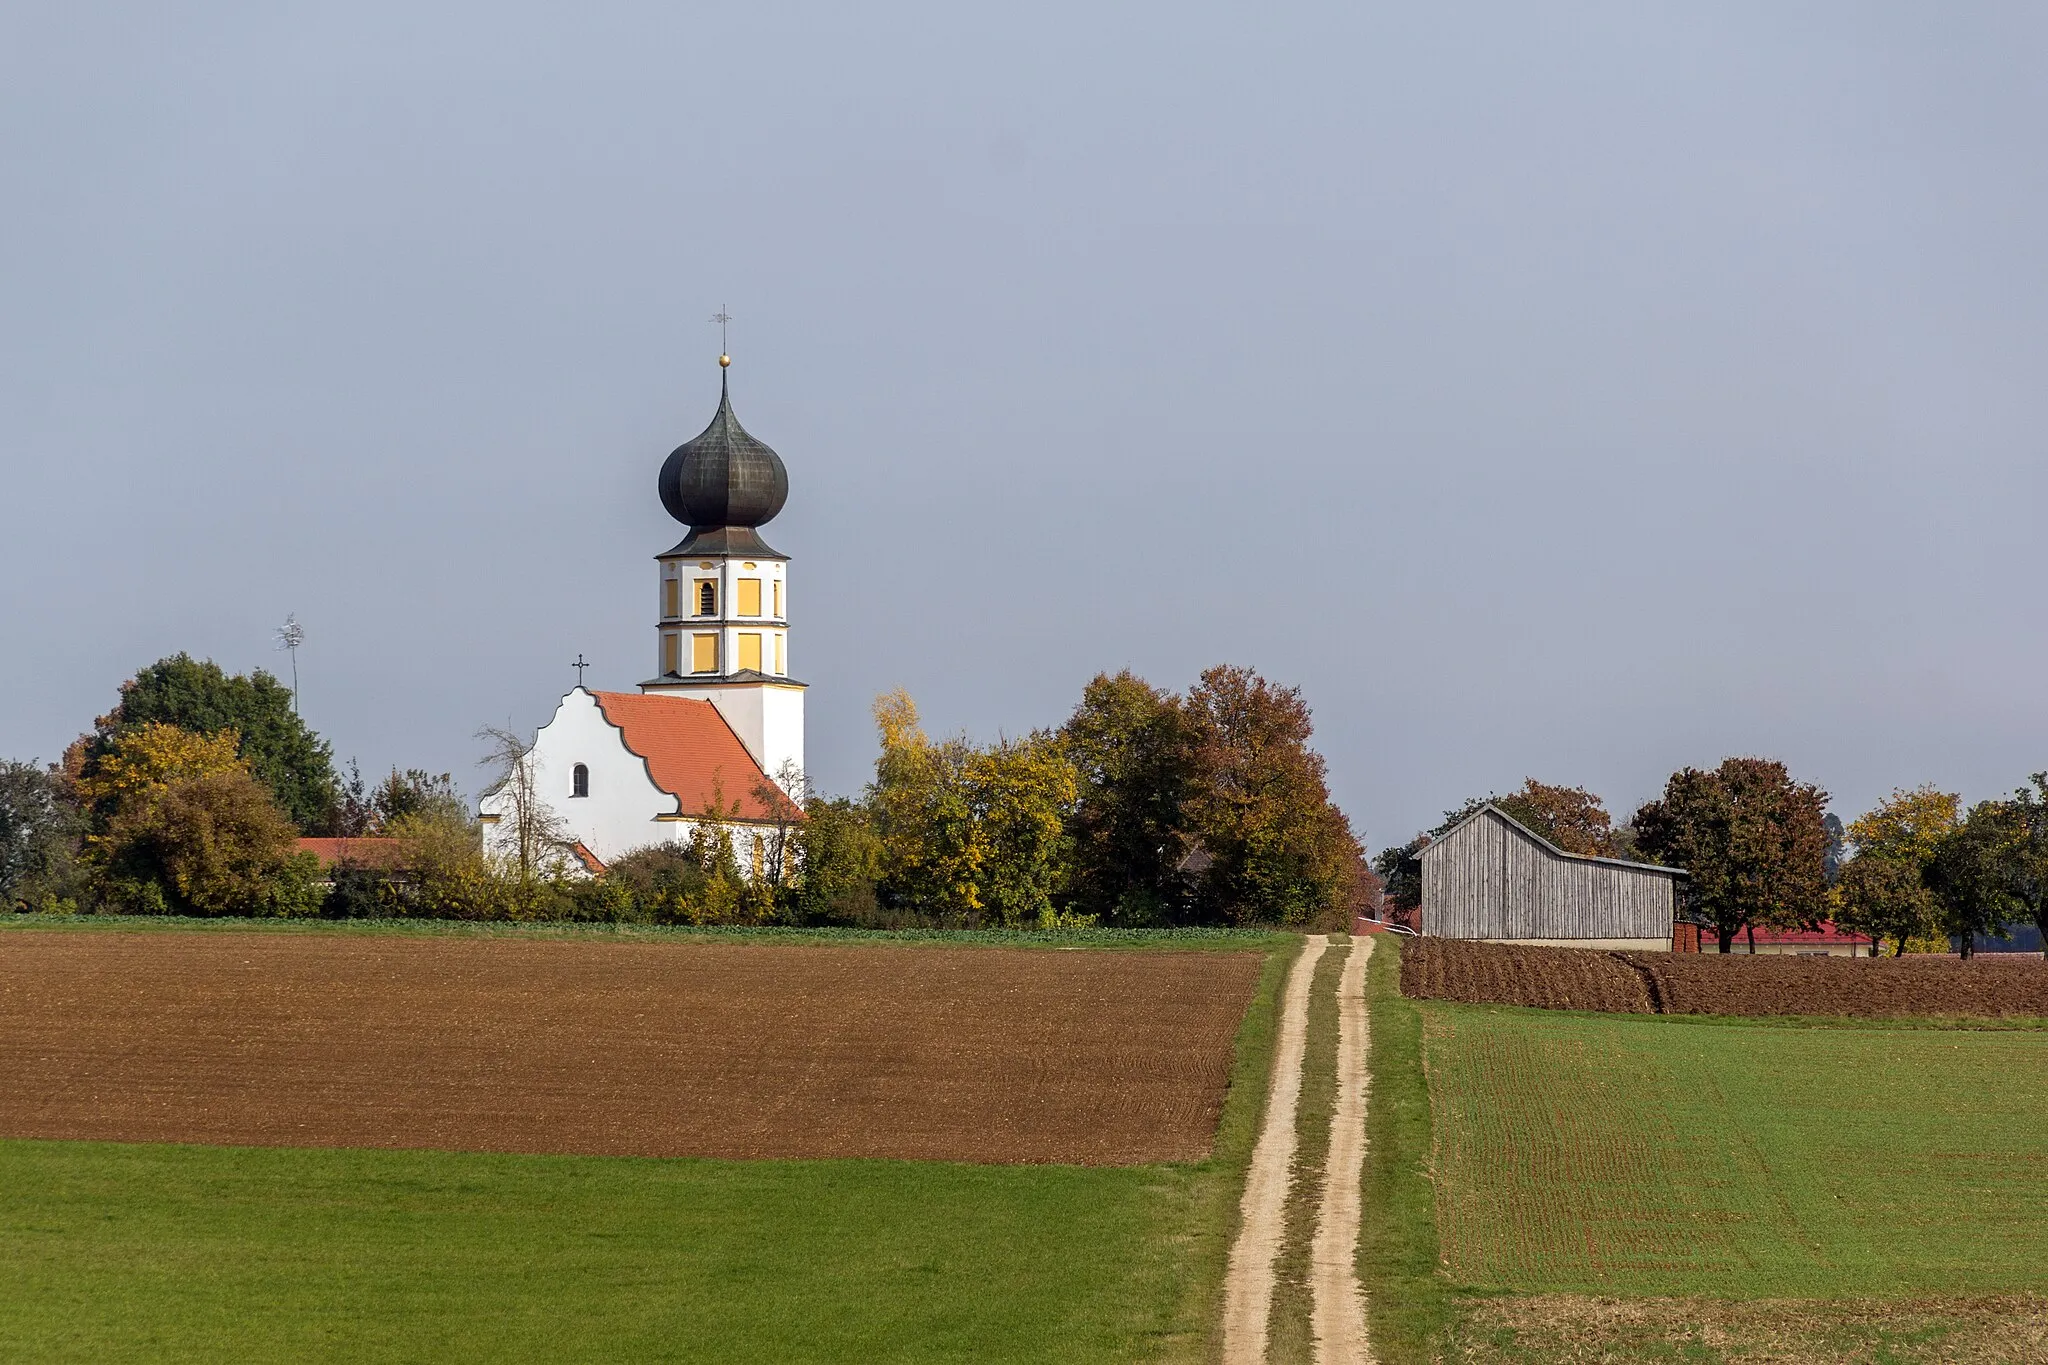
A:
657,373,789,531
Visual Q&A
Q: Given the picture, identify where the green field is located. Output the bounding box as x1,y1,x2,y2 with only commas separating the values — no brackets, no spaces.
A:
1360,938,2048,1363
0,941,1288,1364
1424,1005,2048,1298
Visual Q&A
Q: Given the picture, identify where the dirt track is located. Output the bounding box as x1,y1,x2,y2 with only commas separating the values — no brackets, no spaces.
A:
0,931,1262,1163
1403,937,2048,1018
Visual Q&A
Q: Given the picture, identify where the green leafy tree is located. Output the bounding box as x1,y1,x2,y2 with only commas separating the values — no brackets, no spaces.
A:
1058,671,1197,925
1833,850,1937,956
965,735,1079,928
1632,757,1831,953
1833,786,1959,954
2002,774,2048,958
79,655,338,830
1179,665,1363,928
784,796,884,924
1926,800,2027,959
0,759,86,910
86,729,320,917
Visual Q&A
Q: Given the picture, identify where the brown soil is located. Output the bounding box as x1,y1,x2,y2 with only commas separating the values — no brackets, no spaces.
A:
1402,938,2048,1019
1462,1293,2048,1365
0,930,1261,1163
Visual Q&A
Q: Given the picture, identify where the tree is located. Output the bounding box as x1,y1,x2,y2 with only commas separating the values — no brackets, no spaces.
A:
476,725,570,886
1833,850,1936,956
0,759,85,910
1926,801,2027,959
866,691,1081,927
1632,758,1831,953
1847,786,1960,867
785,796,884,925
101,771,321,916
2001,774,2048,959
1835,787,1959,954
965,735,1078,928
869,691,983,921
1059,671,1197,924
1497,780,1617,857
1179,666,1363,928
79,654,338,831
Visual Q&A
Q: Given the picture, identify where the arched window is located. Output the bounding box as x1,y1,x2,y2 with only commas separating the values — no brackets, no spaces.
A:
571,763,589,799
697,580,717,616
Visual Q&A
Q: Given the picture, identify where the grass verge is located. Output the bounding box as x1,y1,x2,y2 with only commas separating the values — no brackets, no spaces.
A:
1359,936,1464,1363
0,913,1293,953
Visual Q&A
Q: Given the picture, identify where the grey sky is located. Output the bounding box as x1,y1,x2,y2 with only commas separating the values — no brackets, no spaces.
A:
5,3,2045,851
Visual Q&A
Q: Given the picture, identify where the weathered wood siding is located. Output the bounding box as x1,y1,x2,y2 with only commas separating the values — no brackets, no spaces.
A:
1420,808,1676,940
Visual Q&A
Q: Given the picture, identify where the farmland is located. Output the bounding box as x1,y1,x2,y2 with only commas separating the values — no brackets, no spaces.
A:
1365,938,2048,1363
1403,936,2048,1018
0,926,1291,1363
0,929,1263,1163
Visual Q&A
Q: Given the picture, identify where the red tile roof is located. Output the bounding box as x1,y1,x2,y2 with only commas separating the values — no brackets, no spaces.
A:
1722,921,1873,947
589,691,800,822
569,841,607,874
295,837,408,869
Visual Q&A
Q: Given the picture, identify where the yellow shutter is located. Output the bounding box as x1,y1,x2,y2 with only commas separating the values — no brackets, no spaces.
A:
662,634,680,675
737,578,762,616
773,579,782,616
662,579,679,618
773,634,785,675
695,579,717,615
691,634,718,673
737,633,763,672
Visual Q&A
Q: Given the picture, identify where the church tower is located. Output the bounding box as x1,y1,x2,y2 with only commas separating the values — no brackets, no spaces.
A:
640,357,804,792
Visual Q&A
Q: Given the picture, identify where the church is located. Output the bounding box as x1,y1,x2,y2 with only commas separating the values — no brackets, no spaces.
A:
480,355,804,874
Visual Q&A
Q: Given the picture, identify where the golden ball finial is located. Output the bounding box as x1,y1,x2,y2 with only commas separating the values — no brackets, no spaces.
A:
719,353,731,368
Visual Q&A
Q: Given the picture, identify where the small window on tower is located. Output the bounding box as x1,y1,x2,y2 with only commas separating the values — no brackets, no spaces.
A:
662,579,679,619
737,633,763,673
696,580,717,616
691,633,718,673
571,764,589,799
774,634,785,675
773,579,783,616
662,634,680,676
736,578,762,616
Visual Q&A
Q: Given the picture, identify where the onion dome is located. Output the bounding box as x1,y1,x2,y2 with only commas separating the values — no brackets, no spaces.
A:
658,368,789,549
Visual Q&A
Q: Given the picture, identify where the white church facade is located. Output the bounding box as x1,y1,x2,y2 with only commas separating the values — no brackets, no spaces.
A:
481,356,804,873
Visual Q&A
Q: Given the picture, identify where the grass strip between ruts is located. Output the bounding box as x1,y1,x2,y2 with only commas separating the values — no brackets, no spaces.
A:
0,912,1292,953
1267,938,1346,1364
1358,936,1465,1363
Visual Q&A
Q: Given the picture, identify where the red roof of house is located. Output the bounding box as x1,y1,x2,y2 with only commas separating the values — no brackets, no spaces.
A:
1723,920,1873,946
569,841,607,874
589,691,799,822
296,837,408,869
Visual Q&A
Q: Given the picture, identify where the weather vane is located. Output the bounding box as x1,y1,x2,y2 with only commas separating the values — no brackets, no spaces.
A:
710,306,732,366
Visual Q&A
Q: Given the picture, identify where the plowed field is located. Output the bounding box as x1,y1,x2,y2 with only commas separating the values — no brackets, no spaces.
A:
1403,937,2048,1018
0,931,1262,1163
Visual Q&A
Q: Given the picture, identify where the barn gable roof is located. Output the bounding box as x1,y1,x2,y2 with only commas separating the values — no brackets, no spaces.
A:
587,690,800,823
1421,803,1687,878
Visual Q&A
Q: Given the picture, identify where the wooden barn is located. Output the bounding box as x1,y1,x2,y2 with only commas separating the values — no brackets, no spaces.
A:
1419,804,1686,950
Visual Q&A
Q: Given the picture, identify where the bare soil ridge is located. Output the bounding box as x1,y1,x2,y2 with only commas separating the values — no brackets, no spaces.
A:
1221,934,1326,1365
1404,937,2048,1018
1310,936,1373,1364
0,930,1260,1163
